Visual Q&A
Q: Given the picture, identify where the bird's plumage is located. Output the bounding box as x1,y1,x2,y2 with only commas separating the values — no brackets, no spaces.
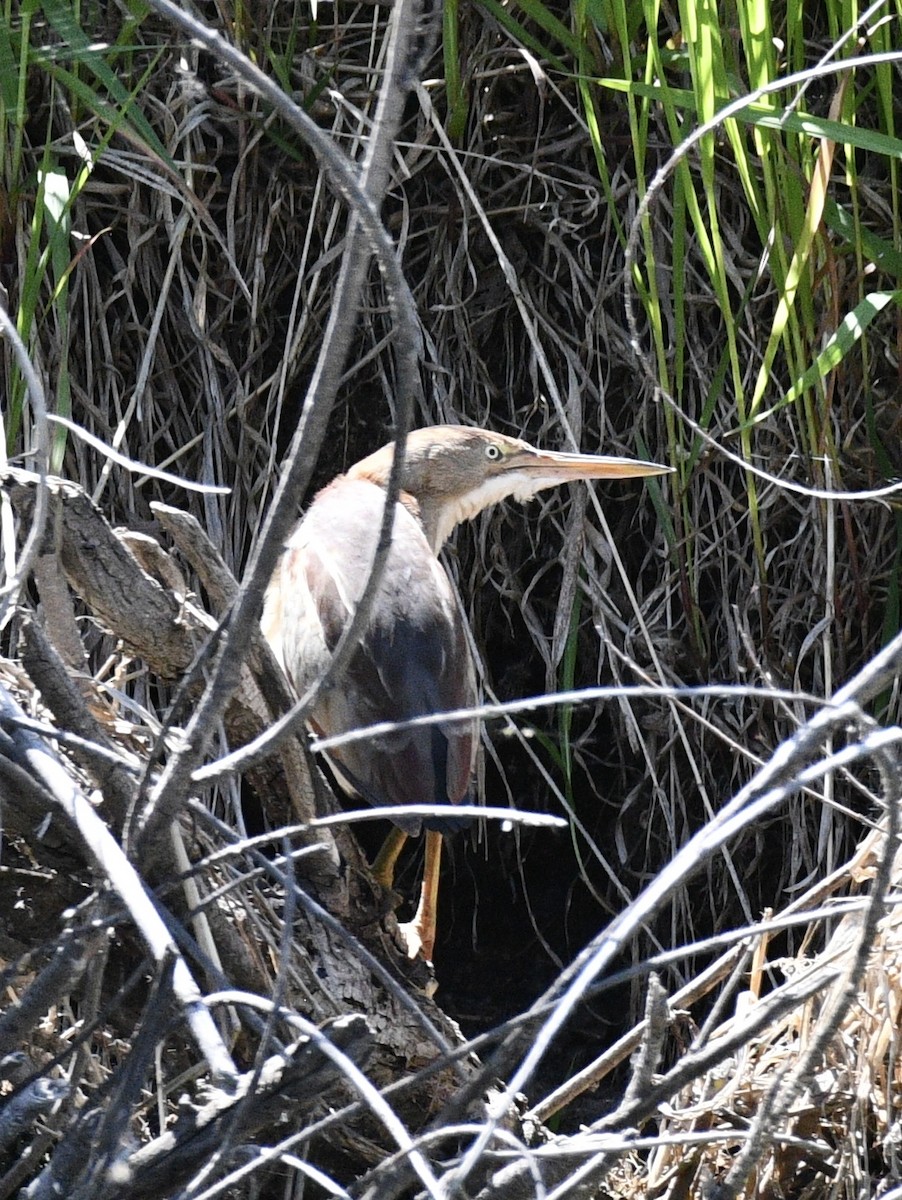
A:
262,475,476,835
262,425,671,960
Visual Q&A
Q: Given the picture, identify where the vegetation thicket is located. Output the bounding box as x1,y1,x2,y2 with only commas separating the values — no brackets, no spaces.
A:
2,0,902,1196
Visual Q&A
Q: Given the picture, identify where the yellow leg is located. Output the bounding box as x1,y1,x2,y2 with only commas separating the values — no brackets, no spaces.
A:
399,830,443,962
371,826,408,890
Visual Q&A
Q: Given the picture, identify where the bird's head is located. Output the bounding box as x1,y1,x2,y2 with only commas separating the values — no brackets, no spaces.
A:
347,426,672,550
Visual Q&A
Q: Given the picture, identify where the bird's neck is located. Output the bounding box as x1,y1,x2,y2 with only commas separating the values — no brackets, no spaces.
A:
381,490,451,553
383,491,445,553
416,497,450,553
422,474,535,550
349,470,513,552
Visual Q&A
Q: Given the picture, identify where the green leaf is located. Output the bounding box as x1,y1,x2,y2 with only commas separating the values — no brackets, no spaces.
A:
0,20,19,110
38,0,174,167
475,0,570,73
777,291,902,411
824,199,902,281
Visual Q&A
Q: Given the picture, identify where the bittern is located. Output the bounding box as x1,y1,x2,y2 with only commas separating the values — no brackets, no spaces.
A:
262,426,669,961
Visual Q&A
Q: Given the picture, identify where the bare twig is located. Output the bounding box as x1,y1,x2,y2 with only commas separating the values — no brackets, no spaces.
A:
0,307,49,626
720,728,901,1196
20,614,137,829
138,0,426,840
449,629,902,1191
0,683,238,1086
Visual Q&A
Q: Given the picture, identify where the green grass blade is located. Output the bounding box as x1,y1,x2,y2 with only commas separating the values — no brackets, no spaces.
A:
767,291,902,416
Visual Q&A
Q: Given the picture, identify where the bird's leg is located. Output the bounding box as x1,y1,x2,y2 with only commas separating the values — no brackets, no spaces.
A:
398,830,443,962
371,826,408,890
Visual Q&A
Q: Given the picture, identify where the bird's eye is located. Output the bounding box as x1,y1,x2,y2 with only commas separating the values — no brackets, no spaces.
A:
484,443,503,461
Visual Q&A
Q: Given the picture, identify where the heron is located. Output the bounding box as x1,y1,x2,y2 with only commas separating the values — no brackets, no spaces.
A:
262,426,670,962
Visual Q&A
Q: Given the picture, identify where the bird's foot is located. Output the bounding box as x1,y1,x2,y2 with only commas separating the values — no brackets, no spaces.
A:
396,917,435,964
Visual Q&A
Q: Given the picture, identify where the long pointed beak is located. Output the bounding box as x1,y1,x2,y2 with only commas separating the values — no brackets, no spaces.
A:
518,446,672,482
502,446,672,501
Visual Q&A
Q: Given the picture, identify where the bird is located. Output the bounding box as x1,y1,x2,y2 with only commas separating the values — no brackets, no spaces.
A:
262,426,670,962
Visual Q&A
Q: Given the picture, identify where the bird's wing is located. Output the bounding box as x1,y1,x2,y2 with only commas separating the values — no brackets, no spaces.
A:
267,480,477,833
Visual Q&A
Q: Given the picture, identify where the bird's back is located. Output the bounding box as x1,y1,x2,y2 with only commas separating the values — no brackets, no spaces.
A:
262,479,477,834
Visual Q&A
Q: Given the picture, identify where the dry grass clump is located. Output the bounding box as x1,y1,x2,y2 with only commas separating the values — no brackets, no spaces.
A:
617,824,902,1199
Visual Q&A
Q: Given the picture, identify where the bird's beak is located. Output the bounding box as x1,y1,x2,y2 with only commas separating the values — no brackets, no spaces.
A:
520,448,671,480
512,445,673,488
